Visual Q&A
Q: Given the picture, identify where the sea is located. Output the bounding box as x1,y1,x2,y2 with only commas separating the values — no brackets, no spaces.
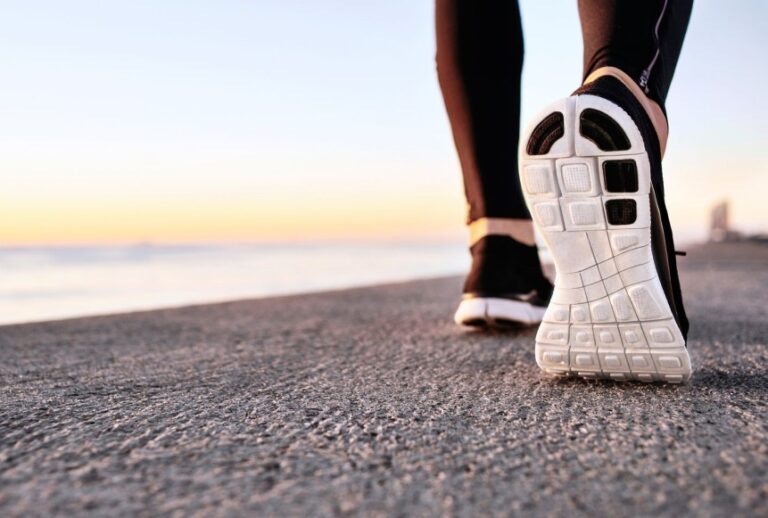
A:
0,242,471,325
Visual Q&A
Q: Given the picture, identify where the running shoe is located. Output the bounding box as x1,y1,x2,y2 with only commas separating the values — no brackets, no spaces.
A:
455,235,553,327
518,76,691,382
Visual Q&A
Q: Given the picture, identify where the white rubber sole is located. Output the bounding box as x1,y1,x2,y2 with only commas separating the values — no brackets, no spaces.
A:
520,94,692,383
455,297,546,327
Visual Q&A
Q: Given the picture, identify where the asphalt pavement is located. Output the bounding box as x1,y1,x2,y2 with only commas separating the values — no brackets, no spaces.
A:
1,242,766,516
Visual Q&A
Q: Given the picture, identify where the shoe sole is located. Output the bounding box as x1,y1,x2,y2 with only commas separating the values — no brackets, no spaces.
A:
455,297,546,328
520,94,692,383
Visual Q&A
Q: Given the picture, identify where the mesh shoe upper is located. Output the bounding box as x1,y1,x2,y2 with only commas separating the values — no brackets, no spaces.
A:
463,235,553,307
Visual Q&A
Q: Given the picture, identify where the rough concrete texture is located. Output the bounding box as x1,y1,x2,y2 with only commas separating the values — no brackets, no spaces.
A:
1,242,767,517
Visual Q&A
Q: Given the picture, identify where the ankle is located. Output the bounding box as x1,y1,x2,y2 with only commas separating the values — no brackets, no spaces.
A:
468,217,535,247
583,66,668,156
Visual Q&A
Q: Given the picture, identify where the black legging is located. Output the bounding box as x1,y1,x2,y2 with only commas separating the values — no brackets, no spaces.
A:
436,0,693,224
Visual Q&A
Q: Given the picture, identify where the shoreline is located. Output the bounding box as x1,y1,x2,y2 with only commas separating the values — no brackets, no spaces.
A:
4,240,765,328
0,273,465,329
0,241,470,327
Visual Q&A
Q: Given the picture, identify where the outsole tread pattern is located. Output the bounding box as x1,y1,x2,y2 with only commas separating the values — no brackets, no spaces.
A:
521,95,692,383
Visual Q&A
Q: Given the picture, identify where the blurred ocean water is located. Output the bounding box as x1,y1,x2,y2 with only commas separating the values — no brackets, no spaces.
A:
0,243,470,325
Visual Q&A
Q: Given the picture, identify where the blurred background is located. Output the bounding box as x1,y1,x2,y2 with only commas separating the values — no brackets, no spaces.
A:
1,0,766,324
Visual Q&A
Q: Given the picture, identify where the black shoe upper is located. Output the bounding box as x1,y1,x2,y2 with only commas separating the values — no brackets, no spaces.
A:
573,76,689,340
463,235,553,308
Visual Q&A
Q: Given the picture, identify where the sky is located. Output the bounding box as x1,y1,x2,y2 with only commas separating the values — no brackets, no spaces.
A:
1,0,766,245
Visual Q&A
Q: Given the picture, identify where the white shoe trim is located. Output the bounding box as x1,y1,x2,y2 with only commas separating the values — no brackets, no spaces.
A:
455,297,546,327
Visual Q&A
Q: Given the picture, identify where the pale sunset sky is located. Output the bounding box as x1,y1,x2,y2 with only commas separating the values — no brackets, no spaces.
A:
1,1,766,245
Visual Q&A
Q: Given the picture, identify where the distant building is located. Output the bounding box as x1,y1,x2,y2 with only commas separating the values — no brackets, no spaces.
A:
709,201,768,243
710,201,729,242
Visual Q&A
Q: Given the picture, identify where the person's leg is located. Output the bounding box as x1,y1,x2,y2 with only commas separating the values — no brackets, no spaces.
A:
519,1,694,381
435,0,529,235
578,0,694,154
436,0,553,328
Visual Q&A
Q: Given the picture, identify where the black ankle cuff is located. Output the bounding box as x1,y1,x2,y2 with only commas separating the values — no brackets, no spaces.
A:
574,77,661,176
